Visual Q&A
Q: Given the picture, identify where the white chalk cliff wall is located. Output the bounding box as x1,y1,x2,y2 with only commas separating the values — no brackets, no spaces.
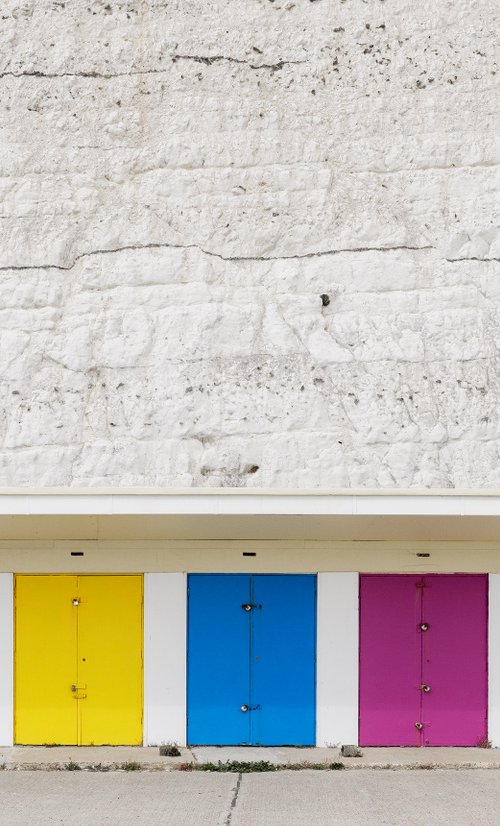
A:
0,0,498,487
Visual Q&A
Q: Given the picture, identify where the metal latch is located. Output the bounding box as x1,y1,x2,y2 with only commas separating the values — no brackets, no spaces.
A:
240,704,261,712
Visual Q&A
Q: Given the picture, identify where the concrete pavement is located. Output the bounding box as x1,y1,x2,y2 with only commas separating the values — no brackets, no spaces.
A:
190,745,500,768
1,769,500,825
2,744,500,770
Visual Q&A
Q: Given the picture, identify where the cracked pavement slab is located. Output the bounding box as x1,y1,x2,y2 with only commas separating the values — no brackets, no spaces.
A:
1,769,500,825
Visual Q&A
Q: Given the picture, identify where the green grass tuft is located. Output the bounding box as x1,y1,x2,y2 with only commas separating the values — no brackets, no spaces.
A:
196,760,277,773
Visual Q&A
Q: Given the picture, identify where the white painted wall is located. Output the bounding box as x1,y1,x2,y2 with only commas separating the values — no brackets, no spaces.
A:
316,572,359,747
1,4,497,490
0,574,13,746
143,573,187,747
489,574,500,747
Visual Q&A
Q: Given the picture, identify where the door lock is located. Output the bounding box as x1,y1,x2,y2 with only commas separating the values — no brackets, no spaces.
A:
72,598,80,606
241,704,249,712
420,684,431,693
242,604,253,612
415,722,424,730
419,622,429,631
240,704,261,713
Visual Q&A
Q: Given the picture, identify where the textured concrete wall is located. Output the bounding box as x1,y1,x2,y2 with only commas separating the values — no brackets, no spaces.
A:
0,0,498,488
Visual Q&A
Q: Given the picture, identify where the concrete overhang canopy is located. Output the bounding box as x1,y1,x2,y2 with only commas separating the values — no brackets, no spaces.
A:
0,489,500,541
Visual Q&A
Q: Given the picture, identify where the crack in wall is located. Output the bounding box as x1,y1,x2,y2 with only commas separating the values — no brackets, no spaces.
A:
0,69,168,79
172,54,306,72
0,243,436,273
0,56,306,80
446,257,500,263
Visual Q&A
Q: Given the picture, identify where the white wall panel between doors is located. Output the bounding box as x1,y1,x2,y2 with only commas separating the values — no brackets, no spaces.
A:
488,574,500,747
0,574,13,746
144,573,186,746
316,572,359,747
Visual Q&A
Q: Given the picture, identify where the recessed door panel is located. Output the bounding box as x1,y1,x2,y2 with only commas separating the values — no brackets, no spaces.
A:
78,576,143,745
359,575,422,746
15,575,77,745
187,575,251,745
251,575,316,746
421,575,487,746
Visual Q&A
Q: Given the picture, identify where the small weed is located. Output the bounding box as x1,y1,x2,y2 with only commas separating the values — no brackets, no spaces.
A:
329,762,345,771
196,760,277,773
286,762,330,771
414,764,435,770
0,763,6,771
159,743,181,757
88,763,111,772
179,762,194,772
64,761,81,771
121,762,141,772
476,736,492,749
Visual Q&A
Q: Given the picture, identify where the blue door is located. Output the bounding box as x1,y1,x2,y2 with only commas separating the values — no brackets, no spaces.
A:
187,574,316,745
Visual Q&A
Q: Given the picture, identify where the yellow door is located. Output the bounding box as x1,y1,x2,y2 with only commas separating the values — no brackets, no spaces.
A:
77,576,143,745
15,575,78,745
15,575,143,745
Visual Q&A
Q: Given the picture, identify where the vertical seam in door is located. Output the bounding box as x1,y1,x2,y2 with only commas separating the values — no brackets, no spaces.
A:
419,578,425,745
249,575,254,746
76,575,81,746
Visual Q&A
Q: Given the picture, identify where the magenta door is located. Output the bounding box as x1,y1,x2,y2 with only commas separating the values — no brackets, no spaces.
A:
359,574,488,747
